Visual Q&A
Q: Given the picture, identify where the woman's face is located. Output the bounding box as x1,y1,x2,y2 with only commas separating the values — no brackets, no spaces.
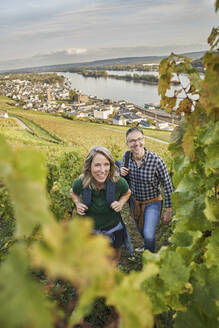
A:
91,153,110,185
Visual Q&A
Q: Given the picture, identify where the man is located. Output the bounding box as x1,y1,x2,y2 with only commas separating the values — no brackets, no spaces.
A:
120,127,173,253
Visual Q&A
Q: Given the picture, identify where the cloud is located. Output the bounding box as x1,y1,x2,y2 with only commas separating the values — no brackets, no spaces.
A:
0,0,218,69
50,48,87,55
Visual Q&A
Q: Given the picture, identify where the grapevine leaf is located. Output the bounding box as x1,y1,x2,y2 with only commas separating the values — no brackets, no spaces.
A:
208,27,219,49
0,243,53,328
176,98,193,117
171,230,202,249
0,136,13,178
107,270,155,328
190,72,201,91
169,231,193,247
159,250,190,292
182,126,195,160
204,197,219,222
141,276,169,314
70,270,120,325
203,122,219,171
200,52,219,117
71,264,158,327
31,218,115,291
0,138,53,237
205,227,219,267
175,265,219,328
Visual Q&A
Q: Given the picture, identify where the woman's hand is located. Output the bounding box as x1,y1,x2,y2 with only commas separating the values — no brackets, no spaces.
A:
76,202,88,215
110,201,123,212
110,189,131,212
120,167,129,177
70,188,88,215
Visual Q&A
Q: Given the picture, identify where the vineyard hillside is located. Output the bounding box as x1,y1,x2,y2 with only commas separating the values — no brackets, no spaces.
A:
0,95,170,161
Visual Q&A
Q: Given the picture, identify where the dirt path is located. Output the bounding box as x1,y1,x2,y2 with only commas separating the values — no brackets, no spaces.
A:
9,116,33,133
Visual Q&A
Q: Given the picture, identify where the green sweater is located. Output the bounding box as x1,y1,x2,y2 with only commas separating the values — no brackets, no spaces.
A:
72,177,129,230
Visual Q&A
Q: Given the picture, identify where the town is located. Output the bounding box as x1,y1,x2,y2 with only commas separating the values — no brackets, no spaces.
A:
0,73,179,130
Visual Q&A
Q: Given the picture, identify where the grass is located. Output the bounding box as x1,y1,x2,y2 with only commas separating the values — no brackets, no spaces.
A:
0,118,20,128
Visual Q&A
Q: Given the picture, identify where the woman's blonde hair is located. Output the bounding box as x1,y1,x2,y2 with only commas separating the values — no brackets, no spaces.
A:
80,146,120,189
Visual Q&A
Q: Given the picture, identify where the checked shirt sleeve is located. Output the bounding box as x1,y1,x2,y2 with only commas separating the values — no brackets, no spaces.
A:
156,157,173,208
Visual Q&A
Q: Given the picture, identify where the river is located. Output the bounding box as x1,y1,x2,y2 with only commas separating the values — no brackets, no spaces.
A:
59,71,161,107
59,70,200,108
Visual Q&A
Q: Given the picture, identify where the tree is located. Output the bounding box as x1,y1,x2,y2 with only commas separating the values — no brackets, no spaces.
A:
69,89,77,102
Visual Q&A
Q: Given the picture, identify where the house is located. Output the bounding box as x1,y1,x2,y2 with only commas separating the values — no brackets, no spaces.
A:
76,112,89,118
0,110,8,118
112,114,126,126
94,105,114,119
74,93,89,103
139,120,151,128
144,102,155,109
157,122,174,131
123,113,142,124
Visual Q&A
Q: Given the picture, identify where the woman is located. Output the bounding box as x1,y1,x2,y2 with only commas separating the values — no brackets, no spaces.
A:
70,146,132,263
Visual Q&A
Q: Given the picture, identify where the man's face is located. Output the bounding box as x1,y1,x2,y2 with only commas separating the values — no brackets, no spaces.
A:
126,131,145,156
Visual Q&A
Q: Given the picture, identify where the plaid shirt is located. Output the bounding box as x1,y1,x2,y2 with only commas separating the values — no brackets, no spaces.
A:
122,149,173,208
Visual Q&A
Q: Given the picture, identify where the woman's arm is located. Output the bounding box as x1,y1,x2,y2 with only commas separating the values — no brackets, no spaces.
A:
110,189,131,212
70,188,88,215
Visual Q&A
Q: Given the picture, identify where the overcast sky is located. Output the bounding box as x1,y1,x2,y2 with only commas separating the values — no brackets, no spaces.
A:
0,0,218,70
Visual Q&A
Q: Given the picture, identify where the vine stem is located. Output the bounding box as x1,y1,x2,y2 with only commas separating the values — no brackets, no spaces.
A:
215,185,218,200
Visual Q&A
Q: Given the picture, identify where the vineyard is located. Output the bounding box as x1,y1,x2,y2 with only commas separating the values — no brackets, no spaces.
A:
0,4,219,327
0,95,170,160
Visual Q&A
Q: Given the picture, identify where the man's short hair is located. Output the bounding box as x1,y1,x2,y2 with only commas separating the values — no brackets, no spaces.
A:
126,127,144,140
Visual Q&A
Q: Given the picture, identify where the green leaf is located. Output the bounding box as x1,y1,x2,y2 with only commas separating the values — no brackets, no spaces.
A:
108,278,154,328
203,121,219,171
170,231,193,247
204,197,219,222
175,264,219,328
0,138,53,237
31,218,115,291
190,72,202,91
0,136,13,178
182,125,195,160
108,266,158,328
159,250,190,292
141,276,169,314
200,52,219,116
205,227,219,267
0,243,53,328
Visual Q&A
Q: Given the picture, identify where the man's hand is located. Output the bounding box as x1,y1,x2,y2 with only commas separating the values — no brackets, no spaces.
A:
111,201,123,212
120,167,129,177
162,208,172,224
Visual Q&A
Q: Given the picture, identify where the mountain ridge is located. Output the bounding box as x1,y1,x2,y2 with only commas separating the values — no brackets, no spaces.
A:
0,50,205,74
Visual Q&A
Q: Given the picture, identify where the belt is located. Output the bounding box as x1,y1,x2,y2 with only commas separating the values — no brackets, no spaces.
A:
131,195,162,230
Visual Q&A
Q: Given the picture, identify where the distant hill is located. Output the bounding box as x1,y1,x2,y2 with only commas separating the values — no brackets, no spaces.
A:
1,50,205,74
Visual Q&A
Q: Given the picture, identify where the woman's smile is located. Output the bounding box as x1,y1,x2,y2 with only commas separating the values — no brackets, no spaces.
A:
91,153,110,185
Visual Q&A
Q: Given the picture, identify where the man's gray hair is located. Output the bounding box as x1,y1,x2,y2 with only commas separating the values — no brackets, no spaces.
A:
126,127,144,140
